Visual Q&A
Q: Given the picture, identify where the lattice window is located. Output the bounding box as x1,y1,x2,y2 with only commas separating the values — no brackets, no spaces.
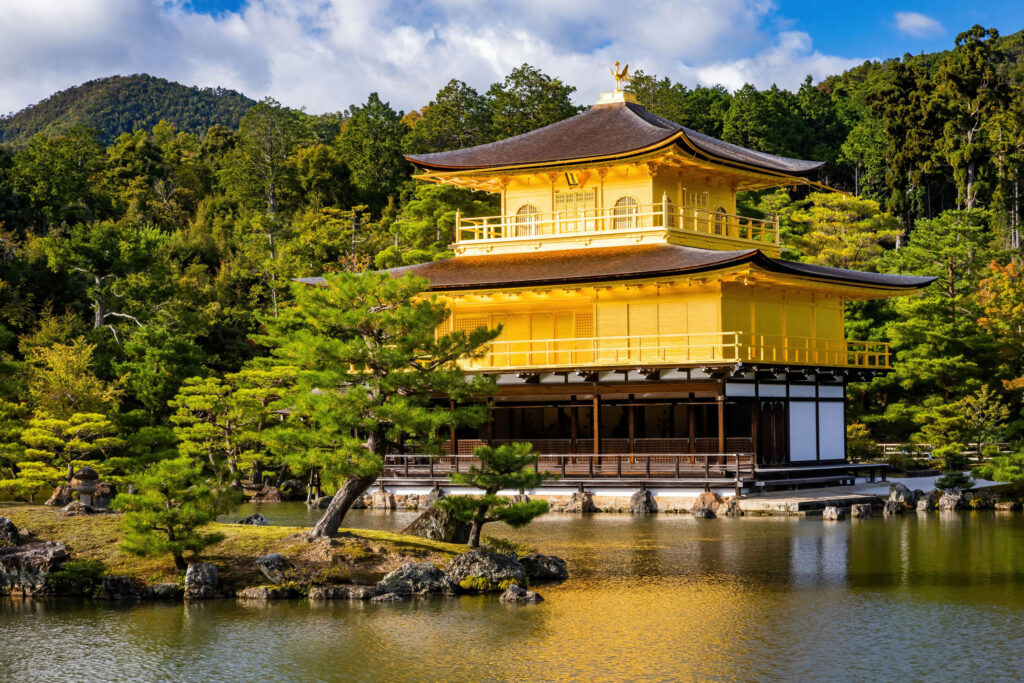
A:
454,315,490,334
554,189,596,213
575,311,594,338
681,189,709,209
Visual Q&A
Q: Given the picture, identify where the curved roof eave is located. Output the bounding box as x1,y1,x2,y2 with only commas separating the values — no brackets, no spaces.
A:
405,102,824,177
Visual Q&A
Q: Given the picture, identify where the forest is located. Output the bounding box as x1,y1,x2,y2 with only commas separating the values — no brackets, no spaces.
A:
3,24,1024,514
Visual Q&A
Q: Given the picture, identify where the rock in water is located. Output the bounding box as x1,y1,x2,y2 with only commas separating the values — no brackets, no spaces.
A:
720,500,744,517
882,500,903,516
402,506,470,544
238,585,295,600
446,550,527,592
629,489,656,514
235,513,269,526
309,585,383,601
520,554,569,583
311,495,334,509
938,490,966,511
101,575,138,599
0,517,21,546
692,509,717,519
917,490,939,511
499,583,544,604
184,562,219,600
44,484,74,507
850,503,873,519
690,491,723,514
370,592,403,602
560,491,597,513
255,553,294,584
371,490,396,510
888,482,917,508
0,541,70,596
145,583,184,600
250,486,281,503
822,506,845,521
278,479,306,501
377,562,456,596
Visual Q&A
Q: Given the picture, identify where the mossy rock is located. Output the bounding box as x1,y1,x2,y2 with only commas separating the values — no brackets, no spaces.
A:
459,576,496,592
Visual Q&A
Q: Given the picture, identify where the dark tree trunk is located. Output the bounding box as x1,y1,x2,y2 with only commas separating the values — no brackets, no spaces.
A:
308,474,377,539
467,519,484,548
173,553,187,571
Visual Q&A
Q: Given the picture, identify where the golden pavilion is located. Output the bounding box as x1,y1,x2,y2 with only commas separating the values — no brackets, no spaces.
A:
309,76,934,493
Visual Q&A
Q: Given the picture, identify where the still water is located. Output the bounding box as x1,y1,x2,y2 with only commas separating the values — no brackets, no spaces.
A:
4,506,1024,682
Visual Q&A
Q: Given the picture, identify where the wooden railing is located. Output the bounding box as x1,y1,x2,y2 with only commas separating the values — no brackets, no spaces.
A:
456,198,779,248
462,332,891,370
444,437,754,456
383,452,757,484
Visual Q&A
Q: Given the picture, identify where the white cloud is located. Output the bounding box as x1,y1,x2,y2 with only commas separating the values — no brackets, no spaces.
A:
894,11,944,39
0,0,864,118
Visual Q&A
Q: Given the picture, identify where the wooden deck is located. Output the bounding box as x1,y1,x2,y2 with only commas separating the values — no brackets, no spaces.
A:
379,453,887,496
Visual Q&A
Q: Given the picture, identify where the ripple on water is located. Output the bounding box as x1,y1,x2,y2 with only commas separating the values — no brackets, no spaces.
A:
5,509,1024,681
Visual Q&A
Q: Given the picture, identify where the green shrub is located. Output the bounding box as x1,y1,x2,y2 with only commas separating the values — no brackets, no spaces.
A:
482,536,536,558
847,423,881,462
934,443,973,490
47,559,106,595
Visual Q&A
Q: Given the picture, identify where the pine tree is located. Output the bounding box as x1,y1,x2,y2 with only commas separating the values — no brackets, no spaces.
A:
258,271,497,539
19,411,123,479
114,456,238,570
435,442,551,547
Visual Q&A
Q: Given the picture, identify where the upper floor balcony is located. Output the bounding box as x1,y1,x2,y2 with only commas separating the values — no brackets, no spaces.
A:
460,332,891,372
453,197,781,257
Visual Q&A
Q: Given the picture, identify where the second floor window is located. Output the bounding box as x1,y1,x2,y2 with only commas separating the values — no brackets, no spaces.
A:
612,195,639,230
515,204,540,236
714,207,727,235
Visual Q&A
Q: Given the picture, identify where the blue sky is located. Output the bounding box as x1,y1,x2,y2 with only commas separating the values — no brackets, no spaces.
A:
2,1,1023,117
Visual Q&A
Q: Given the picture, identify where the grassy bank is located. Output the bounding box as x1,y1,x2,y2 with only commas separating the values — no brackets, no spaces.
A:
0,503,464,592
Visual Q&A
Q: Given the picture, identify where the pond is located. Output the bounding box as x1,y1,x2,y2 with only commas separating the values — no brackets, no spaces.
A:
4,505,1024,682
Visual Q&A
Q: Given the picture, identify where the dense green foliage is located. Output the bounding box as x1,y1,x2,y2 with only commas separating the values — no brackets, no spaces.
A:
0,75,255,145
259,272,497,537
5,28,1024,504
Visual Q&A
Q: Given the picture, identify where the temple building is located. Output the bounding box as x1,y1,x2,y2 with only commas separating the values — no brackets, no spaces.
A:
316,77,934,494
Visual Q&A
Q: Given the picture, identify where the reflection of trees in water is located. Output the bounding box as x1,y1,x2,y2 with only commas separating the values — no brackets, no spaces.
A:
845,513,1024,601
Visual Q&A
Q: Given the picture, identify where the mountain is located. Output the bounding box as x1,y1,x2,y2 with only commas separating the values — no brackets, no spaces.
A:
0,74,256,145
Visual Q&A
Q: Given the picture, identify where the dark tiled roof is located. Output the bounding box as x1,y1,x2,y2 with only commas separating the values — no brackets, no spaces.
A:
405,102,824,175
295,245,935,291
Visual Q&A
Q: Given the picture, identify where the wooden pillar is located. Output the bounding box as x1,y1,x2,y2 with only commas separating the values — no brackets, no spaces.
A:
628,400,635,454
717,395,726,455
449,400,458,464
592,394,600,477
688,404,697,455
570,400,578,455
750,400,760,461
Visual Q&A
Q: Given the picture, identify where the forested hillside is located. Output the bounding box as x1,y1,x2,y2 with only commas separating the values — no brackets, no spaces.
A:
0,74,255,145
3,26,1024,501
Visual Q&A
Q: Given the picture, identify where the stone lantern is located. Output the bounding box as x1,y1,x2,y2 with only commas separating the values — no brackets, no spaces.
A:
70,466,99,506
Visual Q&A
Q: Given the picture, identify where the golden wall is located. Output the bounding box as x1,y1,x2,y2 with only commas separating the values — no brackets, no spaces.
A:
441,277,849,369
